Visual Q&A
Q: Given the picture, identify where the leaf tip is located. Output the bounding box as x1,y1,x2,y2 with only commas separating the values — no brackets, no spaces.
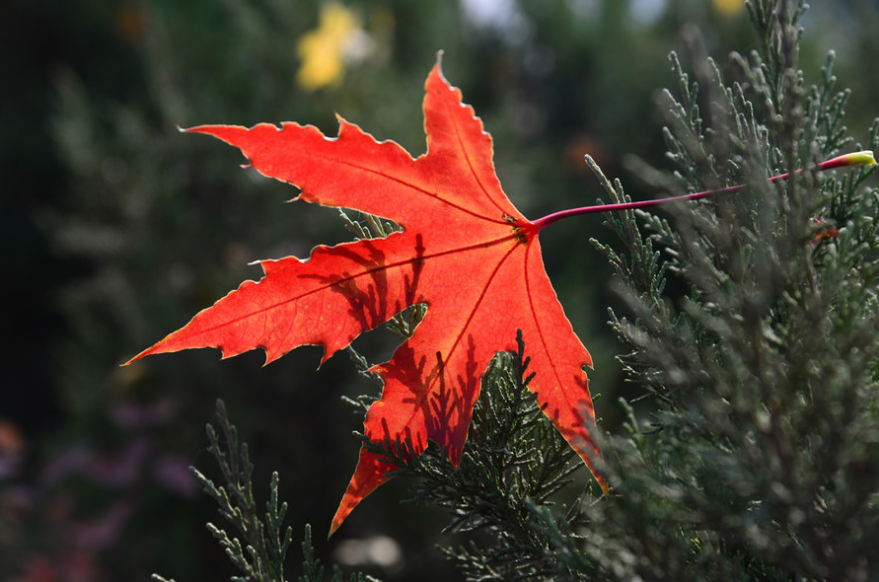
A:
328,499,351,539
121,346,155,367
430,50,448,87
597,473,610,495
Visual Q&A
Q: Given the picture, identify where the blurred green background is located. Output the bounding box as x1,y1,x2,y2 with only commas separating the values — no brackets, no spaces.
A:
2,0,877,579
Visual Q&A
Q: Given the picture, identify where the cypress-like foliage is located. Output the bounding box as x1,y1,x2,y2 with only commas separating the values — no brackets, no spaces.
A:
44,0,878,580
363,332,592,581
359,0,879,579
153,400,380,582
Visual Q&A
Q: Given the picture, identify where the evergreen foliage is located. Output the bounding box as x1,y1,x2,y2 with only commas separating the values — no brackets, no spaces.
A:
578,0,879,579
153,399,379,582
349,0,879,579
8,0,879,580
157,0,879,579
361,331,593,581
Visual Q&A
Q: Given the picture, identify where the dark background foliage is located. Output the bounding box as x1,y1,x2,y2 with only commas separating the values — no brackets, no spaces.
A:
1,0,877,580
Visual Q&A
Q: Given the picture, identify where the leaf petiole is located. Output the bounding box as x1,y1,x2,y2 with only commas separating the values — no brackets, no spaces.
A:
530,150,876,231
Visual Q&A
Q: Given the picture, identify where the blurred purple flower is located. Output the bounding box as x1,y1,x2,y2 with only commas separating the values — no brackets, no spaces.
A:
84,438,151,487
109,399,174,429
42,438,153,488
73,498,136,550
153,454,199,497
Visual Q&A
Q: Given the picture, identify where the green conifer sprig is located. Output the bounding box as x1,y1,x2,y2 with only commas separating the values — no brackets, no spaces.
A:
187,399,292,582
361,331,595,581
570,0,879,579
299,524,381,582
159,1,879,579
153,400,379,582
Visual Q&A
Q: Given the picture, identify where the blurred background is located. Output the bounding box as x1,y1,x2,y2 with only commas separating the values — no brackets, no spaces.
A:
2,0,878,579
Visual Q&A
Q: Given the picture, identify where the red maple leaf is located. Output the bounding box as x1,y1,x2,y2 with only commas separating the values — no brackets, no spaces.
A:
127,57,607,534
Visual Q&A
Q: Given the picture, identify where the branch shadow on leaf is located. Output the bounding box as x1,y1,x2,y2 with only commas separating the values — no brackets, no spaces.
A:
368,334,485,467
301,233,427,338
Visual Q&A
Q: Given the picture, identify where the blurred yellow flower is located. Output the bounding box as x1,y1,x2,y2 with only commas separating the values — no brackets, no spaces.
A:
296,3,368,91
714,0,746,17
